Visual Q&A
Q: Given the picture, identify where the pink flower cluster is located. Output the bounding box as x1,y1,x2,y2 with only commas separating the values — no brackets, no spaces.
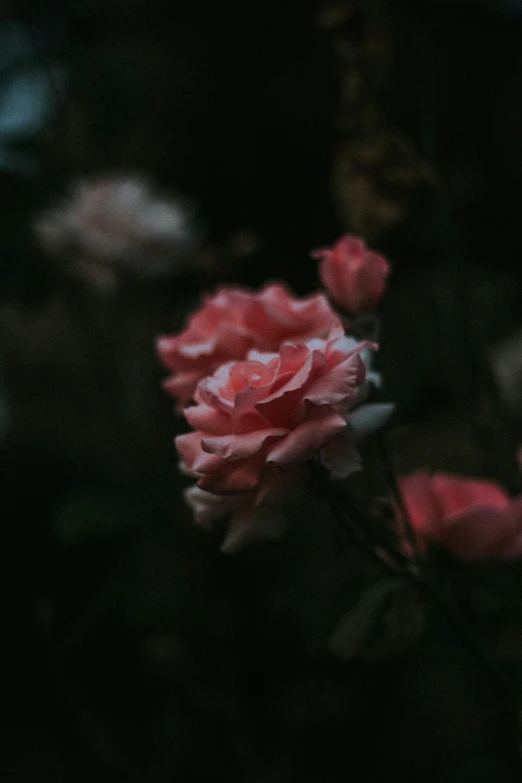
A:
158,234,392,549
398,471,522,561
157,283,337,405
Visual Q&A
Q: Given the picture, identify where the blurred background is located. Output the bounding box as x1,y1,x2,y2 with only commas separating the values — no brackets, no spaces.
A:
2,1,522,781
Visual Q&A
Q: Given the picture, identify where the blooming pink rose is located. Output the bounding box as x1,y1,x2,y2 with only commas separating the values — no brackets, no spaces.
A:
312,234,390,314
398,471,522,561
156,284,338,405
177,325,373,526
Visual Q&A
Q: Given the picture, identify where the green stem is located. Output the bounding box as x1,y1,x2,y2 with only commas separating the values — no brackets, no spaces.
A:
311,459,518,706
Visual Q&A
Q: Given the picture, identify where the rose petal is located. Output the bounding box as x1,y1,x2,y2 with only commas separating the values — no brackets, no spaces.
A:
267,406,347,466
176,432,224,475
184,402,231,434
184,485,246,526
399,471,441,538
305,352,366,407
232,380,285,433
199,452,266,494
439,508,519,561
431,474,510,518
255,349,325,427
201,428,289,460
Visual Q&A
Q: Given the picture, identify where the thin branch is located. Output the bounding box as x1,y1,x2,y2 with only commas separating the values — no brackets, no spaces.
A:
311,459,518,707
377,432,419,558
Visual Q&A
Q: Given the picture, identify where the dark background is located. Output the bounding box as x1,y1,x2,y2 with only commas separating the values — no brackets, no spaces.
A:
2,1,522,781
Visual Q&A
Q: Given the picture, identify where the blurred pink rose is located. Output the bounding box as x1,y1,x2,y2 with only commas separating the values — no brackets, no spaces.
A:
35,176,194,277
157,284,338,405
312,234,390,314
398,471,522,561
177,324,372,511
35,175,195,291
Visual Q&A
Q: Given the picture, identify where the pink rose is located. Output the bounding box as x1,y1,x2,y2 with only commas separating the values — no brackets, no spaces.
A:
177,325,373,530
398,471,522,561
312,234,390,314
156,284,339,405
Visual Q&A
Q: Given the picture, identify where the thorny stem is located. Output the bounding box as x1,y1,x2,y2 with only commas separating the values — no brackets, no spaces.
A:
378,437,518,703
310,460,518,708
309,459,404,574
377,433,419,558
